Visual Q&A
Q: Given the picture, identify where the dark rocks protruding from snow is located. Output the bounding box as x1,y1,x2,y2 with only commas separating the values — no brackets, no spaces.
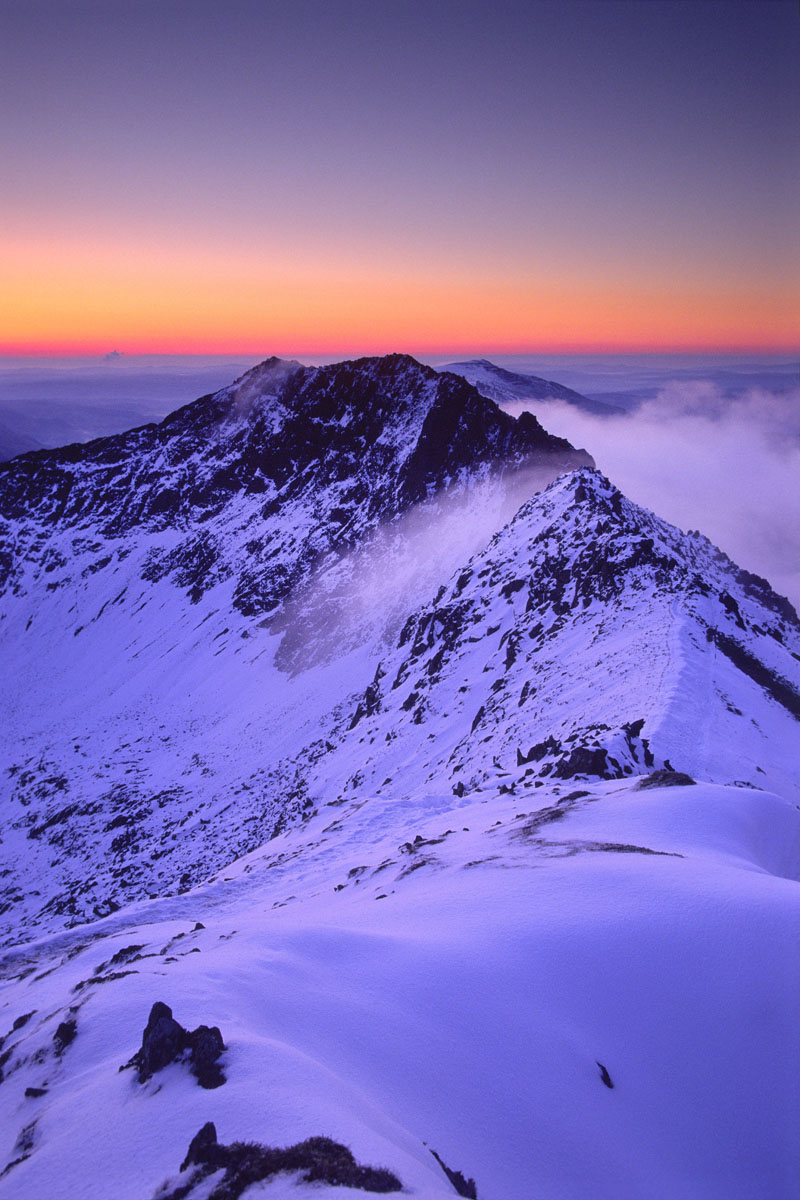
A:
53,1017,77,1055
637,769,696,790
128,1002,226,1089
429,1147,478,1198
553,745,611,780
181,1121,218,1171
159,1123,403,1198
188,1024,226,1089
597,1061,614,1089
138,1002,185,1079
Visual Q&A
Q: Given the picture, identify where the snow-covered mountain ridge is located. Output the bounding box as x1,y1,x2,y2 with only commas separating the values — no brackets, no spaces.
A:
1,354,799,1198
2,439,798,945
0,355,592,941
1,354,586,612
306,468,799,810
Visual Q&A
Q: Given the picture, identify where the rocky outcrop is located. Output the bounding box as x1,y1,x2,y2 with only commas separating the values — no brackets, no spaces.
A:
125,1002,225,1089
154,1122,403,1198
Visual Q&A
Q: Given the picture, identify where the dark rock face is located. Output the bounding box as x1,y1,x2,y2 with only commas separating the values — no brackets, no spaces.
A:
163,1122,403,1198
138,1002,185,1079
188,1024,226,1089
181,1121,219,1171
397,370,582,507
707,628,800,719
553,746,611,780
128,1002,225,1089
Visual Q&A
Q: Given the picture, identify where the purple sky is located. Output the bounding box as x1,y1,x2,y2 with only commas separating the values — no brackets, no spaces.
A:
1,0,798,352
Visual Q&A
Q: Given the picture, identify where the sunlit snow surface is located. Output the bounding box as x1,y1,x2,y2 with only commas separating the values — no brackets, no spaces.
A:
0,775,798,1199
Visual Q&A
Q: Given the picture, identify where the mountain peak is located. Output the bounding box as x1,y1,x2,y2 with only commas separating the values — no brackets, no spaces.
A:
441,358,622,416
231,355,304,387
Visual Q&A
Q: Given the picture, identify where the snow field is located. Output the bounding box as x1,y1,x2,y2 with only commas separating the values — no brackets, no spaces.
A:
1,777,798,1199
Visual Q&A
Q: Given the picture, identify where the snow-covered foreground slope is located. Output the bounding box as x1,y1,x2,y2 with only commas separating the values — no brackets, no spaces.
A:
0,773,798,1199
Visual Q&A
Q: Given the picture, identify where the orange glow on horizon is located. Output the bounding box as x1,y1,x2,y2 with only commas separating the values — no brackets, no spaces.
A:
1,232,797,359
2,336,798,359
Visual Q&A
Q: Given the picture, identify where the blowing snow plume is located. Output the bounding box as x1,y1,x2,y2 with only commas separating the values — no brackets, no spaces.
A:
501,381,800,611
272,461,570,674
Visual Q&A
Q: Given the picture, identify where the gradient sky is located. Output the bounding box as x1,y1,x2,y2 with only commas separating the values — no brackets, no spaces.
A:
1,0,798,355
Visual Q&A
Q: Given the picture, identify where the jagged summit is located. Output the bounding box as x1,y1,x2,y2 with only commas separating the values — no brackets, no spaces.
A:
0,354,592,633
225,354,304,408
0,353,591,533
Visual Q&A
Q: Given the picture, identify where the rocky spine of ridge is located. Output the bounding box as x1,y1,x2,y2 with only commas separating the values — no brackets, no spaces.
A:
303,468,800,804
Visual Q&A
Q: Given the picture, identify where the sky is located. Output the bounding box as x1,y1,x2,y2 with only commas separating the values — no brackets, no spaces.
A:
1,0,798,356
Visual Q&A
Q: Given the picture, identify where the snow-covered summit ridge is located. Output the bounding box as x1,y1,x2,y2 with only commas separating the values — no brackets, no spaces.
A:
0,353,591,615
504,468,797,623
0,356,594,940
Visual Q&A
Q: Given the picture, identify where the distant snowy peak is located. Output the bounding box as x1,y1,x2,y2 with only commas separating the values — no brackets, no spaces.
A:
441,358,622,415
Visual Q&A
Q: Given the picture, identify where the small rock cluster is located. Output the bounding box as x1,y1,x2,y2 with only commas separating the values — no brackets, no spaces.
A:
124,1002,225,1089
637,769,696,789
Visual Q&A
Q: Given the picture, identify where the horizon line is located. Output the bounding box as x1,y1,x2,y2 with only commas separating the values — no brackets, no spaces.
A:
1,342,798,360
